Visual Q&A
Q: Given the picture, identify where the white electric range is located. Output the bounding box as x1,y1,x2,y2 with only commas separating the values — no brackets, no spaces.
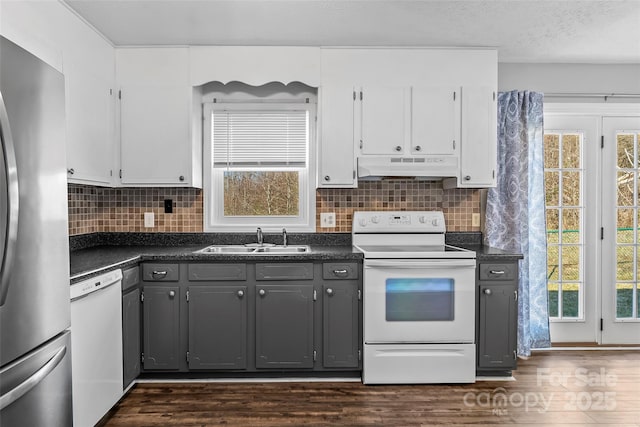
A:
353,211,477,384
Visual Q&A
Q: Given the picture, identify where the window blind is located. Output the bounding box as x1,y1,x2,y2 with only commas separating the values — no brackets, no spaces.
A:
213,110,308,168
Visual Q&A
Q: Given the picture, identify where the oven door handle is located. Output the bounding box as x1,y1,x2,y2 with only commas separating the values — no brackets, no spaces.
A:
364,260,476,269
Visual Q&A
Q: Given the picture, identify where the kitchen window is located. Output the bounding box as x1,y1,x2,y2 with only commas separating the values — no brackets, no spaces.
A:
203,94,316,231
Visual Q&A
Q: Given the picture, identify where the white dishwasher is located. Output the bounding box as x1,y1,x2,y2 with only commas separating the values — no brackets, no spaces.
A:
70,269,123,427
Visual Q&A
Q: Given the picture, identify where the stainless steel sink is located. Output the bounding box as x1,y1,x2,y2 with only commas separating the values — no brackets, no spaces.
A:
195,244,311,255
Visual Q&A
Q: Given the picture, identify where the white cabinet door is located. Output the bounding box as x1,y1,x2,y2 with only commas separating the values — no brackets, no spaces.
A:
359,86,408,155
66,70,115,185
317,85,356,188
116,47,199,187
457,86,497,187
411,87,460,156
119,85,192,186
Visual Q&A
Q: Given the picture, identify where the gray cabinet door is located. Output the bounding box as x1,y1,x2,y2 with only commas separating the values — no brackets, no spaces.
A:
188,286,248,370
255,285,314,369
142,286,181,370
122,288,141,387
322,282,360,368
478,283,518,369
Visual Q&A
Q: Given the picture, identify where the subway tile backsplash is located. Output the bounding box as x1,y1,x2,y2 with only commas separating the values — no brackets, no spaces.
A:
68,180,480,236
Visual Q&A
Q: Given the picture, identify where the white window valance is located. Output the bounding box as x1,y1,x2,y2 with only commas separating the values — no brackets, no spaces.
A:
190,46,321,87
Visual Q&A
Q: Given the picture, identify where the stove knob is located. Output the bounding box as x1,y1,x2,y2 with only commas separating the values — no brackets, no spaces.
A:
432,218,440,227
418,216,426,223
358,218,367,227
371,216,380,224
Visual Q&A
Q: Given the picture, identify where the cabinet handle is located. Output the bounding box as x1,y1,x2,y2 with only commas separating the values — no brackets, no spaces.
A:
67,168,75,175
168,290,176,298
490,270,505,275
394,146,402,152
483,288,492,295
259,289,266,296
326,288,334,296
179,175,185,182
324,175,330,181
414,145,422,152
514,290,518,302
152,270,168,278
237,290,244,298
333,269,348,277
464,175,471,181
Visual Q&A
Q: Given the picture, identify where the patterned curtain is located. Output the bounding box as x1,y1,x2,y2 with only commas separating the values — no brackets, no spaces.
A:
485,91,550,356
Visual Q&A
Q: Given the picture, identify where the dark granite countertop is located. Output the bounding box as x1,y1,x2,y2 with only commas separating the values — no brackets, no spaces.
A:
69,232,523,283
70,244,363,283
458,245,524,262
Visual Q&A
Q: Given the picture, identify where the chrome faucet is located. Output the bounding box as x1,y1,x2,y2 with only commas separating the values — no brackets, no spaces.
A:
256,227,263,246
282,228,287,247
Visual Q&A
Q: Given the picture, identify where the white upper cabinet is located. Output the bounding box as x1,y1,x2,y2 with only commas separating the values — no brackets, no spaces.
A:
320,48,497,188
317,85,357,188
356,85,460,157
444,86,497,188
66,69,115,185
117,48,201,187
411,87,460,156
1,0,118,186
359,86,409,155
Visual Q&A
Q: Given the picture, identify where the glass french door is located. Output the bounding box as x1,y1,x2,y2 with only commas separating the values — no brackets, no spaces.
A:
601,117,640,344
543,116,599,343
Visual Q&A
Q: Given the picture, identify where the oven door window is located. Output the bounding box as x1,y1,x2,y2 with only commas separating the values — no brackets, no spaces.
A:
385,278,454,321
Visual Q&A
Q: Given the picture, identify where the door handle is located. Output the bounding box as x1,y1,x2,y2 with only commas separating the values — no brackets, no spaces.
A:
0,346,66,410
333,269,348,277
364,260,476,269
0,91,20,307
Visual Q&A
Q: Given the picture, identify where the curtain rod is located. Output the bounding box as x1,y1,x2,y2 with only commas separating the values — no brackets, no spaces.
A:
544,92,640,100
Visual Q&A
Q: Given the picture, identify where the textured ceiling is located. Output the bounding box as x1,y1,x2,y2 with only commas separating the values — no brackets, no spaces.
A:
64,0,640,63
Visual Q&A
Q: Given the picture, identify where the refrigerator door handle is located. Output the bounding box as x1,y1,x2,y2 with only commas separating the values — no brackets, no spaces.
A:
0,90,19,306
0,345,66,410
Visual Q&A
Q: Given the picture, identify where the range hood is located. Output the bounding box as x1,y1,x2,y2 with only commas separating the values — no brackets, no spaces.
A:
357,156,458,179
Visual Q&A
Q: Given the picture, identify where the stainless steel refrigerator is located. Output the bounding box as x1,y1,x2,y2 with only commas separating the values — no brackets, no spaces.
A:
0,36,73,426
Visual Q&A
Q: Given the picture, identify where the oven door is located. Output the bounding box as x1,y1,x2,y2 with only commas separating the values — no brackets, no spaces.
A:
364,258,476,344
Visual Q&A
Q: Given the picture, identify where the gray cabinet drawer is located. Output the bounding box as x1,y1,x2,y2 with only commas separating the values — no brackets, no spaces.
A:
479,263,517,281
188,264,247,281
322,262,359,280
122,266,140,291
142,263,180,281
255,263,314,281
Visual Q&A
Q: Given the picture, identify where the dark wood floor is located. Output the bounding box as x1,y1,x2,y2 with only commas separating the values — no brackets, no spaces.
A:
102,350,640,426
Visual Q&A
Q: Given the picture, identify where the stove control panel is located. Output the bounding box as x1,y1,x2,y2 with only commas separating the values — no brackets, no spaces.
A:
352,211,446,233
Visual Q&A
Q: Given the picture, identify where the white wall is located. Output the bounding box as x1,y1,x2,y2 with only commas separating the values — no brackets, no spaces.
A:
499,63,640,102
0,0,114,75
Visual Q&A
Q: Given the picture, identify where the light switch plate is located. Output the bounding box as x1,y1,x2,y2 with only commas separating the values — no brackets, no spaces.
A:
144,212,155,228
320,212,336,228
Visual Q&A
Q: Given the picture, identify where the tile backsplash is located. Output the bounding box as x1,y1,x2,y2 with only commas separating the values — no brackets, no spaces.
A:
68,180,480,236
68,185,203,235
316,180,480,232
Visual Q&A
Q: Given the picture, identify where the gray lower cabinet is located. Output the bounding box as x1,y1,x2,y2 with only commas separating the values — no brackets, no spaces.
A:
477,262,518,373
138,261,362,374
322,262,360,368
255,284,315,369
188,285,248,369
122,266,141,388
142,285,181,370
